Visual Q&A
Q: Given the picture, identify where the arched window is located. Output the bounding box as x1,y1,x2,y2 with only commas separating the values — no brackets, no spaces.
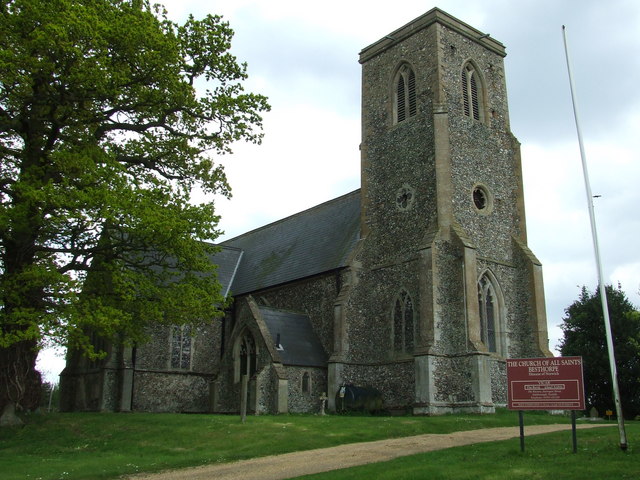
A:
461,62,484,122
170,324,192,370
392,289,415,354
234,331,257,383
394,65,417,124
477,273,505,355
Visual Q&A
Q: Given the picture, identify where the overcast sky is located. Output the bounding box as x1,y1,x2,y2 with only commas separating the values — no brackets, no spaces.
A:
38,0,640,380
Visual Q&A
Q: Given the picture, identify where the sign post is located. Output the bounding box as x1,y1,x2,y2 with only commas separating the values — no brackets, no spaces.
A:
507,357,585,453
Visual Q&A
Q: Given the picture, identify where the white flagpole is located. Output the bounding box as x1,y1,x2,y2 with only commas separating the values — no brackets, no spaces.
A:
562,25,627,450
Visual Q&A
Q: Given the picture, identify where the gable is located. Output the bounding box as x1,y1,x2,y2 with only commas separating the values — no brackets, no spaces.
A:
221,189,361,295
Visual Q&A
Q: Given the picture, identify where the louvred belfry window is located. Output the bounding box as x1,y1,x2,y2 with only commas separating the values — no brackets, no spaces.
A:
394,65,417,124
397,76,406,123
408,69,417,117
462,63,484,122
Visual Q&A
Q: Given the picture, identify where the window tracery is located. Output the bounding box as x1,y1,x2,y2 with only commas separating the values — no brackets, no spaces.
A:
171,324,192,370
234,330,257,382
477,273,504,355
393,289,415,354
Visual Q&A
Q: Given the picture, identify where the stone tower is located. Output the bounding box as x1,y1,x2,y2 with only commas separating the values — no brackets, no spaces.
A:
329,8,551,414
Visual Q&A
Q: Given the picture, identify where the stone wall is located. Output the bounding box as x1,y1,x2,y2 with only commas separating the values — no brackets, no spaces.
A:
343,260,422,364
132,370,212,412
134,322,220,374
286,366,327,414
340,360,414,411
127,321,220,412
490,357,507,405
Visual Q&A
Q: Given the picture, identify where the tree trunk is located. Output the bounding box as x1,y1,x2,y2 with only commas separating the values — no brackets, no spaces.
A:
0,402,23,427
0,340,39,426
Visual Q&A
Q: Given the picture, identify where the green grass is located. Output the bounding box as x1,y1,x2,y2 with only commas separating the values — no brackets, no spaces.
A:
298,423,640,480
0,410,629,480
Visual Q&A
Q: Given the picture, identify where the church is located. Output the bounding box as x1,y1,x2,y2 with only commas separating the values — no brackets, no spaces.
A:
60,8,552,415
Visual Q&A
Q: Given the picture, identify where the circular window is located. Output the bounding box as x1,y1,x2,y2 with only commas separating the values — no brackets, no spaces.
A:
472,184,492,213
396,185,415,211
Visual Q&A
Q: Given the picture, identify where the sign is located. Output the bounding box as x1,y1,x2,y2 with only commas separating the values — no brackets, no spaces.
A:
507,356,585,410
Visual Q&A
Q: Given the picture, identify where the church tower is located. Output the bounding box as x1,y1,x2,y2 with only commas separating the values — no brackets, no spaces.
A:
329,8,551,414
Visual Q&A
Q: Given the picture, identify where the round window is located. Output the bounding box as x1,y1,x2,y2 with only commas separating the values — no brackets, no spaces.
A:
396,184,415,211
472,185,492,213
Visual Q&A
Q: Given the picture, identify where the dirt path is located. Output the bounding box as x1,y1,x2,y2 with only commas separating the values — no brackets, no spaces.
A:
130,423,612,480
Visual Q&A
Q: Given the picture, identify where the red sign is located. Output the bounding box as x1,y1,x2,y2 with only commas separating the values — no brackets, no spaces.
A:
507,356,585,410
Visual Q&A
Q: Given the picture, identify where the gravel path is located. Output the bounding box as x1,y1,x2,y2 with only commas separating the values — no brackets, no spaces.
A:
129,423,612,480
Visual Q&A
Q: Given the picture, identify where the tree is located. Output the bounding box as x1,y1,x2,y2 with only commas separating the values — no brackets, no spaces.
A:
0,0,269,425
559,285,640,419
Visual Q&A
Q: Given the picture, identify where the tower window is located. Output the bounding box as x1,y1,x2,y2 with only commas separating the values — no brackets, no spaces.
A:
473,187,487,209
477,273,505,355
396,184,415,211
392,289,415,354
394,65,417,124
472,184,493,214
462,63,484,122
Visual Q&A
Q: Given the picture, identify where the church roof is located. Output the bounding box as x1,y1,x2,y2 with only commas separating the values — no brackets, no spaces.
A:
208,245,243,298
259,306,327,367
217,189,361,295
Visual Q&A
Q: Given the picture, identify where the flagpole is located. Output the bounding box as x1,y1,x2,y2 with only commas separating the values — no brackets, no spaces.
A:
562,25,627,450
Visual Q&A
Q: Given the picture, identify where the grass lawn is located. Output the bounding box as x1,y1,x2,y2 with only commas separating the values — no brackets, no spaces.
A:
299,423,639,480
0,409,633,480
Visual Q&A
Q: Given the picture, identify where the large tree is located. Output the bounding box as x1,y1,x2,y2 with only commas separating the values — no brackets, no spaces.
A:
0,0,269,424
559,285,640,419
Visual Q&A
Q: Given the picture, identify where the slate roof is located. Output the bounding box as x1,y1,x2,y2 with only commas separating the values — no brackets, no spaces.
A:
218,189,361,295
207,246,243,298
259,306,327,367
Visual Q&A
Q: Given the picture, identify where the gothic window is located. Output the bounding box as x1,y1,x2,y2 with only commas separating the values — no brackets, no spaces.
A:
477,273,504,355
234,331,257,383
170,324,192,370
462,62,484,122
392,289,415,354
394,65,417,124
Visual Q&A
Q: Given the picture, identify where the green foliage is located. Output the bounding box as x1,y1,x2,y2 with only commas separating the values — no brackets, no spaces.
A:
559,285,640,419
0,0,269,406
